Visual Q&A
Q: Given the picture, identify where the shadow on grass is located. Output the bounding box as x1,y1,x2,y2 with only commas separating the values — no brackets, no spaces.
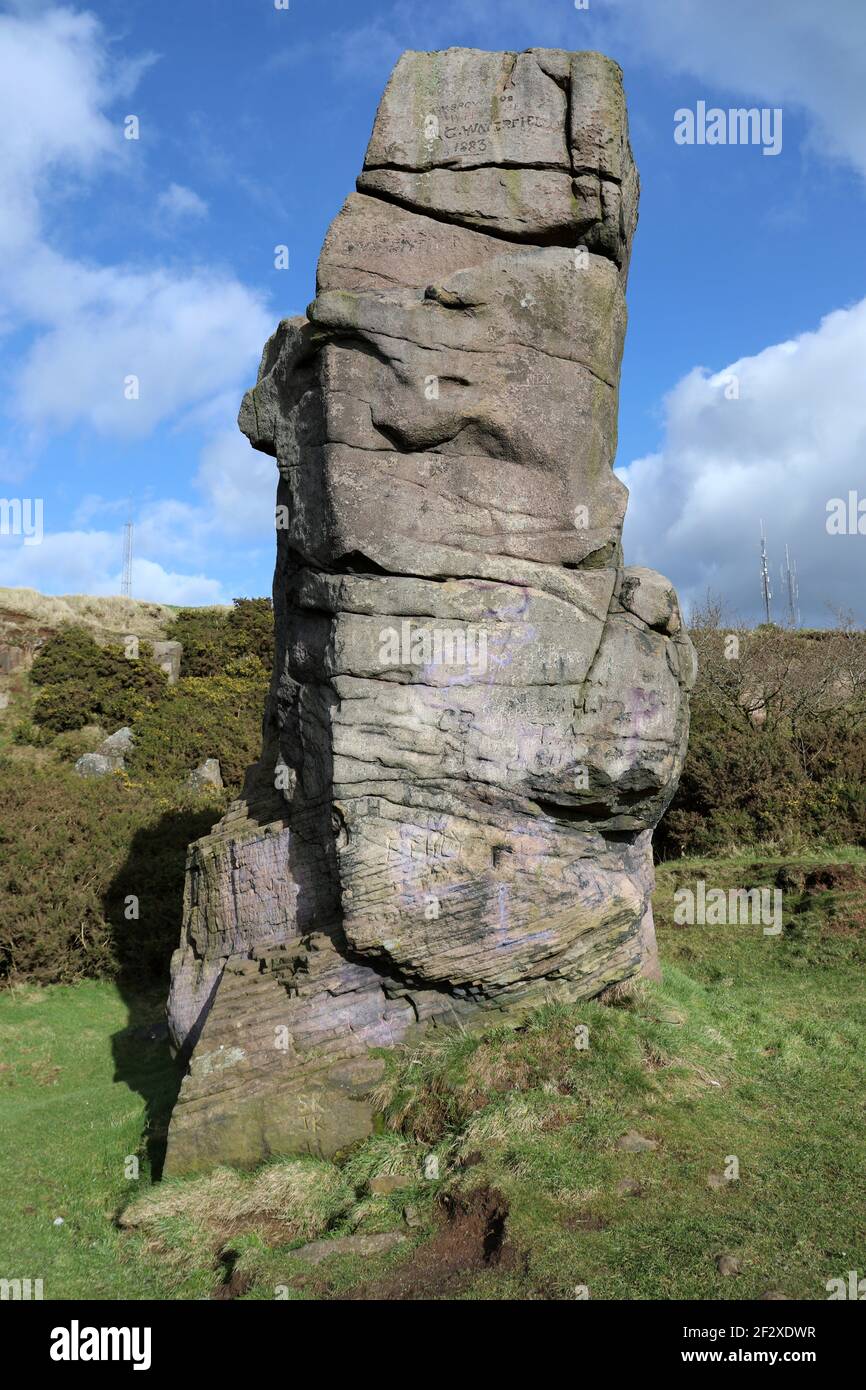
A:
105,803,222,1180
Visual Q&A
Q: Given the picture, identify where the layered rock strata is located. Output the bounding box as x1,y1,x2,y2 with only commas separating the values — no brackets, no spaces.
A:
164,48,695,1176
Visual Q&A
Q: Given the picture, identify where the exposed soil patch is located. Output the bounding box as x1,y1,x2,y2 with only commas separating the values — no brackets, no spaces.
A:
337,1186,522,1300
803,865,861,894
206,1218,307,1299
211,1250,253,1301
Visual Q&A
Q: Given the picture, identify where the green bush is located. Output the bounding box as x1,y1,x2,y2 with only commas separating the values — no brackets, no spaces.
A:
31,627,168,733
162,609,226,678
11,719,49,748
128,658,268,789
30,625,98,687
24,604,271,792
226,597,274,671
0,601,274,986
33,679,100,732
658,619,866,857
165,598,273,678
0,758,224,986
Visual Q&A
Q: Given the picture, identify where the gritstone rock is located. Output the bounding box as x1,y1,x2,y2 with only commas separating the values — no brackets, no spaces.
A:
74,726,134,777
153,640,182,685
186,758,224,792
163,47,695,1176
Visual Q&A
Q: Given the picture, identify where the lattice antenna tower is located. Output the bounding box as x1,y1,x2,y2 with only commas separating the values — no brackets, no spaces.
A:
121,520,134,599
781,543,800,628
760,520,772,624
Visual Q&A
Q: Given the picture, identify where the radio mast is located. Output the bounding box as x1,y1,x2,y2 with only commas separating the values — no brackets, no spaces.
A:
121,520,134,599
781,543,800,628
759,521,772,624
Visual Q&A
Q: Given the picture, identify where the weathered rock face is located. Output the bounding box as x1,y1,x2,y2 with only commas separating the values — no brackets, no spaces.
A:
74,726,134,778
185,757,224,792
164,48,696,1177
152,640,182,685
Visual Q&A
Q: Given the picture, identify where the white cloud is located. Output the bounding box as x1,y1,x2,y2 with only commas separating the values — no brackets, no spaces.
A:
70,493,129,528
157,182,208,221
125,557,225,606
8,420,275,603
0,5,275,600
619,297,866,625
0,6,118,253
193,428,276,539
107,428,277,572
11,251,270,438
0,416,277,604
0,528,226,604
603,0,866,182
0,7,270,441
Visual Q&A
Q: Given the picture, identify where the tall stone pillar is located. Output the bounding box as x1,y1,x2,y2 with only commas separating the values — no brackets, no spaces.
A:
164,48,695,1176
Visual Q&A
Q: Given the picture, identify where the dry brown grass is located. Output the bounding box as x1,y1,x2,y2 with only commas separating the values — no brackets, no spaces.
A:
122,1160,349,1229
120,1159,353,1268
0,587,182,644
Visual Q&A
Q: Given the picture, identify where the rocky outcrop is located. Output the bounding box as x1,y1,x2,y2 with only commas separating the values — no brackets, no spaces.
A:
164,47,695,1177
74,726,134,777
186,758,224,792
153,640,182,685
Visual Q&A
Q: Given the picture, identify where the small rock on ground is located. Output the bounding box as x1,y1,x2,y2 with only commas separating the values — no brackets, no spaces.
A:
74,753,118,778
286,1231,406,1266
616,1131,658,1153
369,1174,413,1195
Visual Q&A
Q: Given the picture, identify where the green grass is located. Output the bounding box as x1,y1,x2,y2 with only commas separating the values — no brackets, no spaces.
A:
1,856,864,1300
0,983,185,1299
658,844,866,867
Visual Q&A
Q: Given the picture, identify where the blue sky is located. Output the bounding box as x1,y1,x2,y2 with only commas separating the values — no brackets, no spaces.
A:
0,0,864,623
